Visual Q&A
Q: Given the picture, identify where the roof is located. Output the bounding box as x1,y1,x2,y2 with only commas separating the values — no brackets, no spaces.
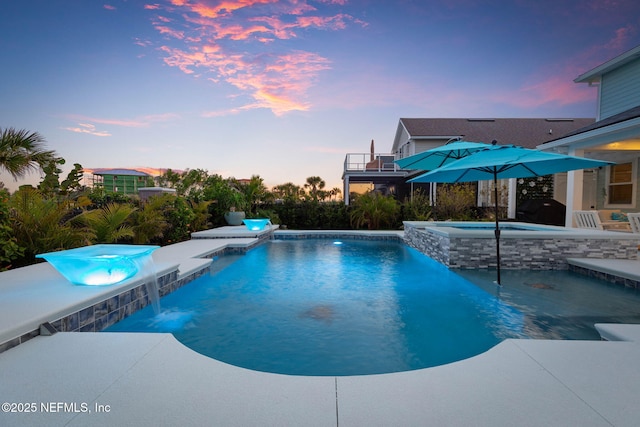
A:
90,168,151,177
574,45,640,84
397,118,595,149
549,105,640,140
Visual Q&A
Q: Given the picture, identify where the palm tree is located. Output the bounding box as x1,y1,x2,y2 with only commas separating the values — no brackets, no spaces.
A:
0,127,57,180
273,182,304,202
80,203,136,243
304,176,326,202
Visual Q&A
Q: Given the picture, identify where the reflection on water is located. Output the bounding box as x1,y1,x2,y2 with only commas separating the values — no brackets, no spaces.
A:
457,268,640,340
106,239,640,375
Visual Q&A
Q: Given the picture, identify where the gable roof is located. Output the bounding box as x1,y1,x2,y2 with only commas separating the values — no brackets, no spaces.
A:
575,45,640,84
396,118,595,150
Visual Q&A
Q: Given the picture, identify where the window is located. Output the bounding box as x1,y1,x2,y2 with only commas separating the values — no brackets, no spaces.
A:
606,162,635,206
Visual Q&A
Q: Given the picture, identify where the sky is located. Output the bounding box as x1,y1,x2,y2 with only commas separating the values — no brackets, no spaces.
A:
1,0,640,193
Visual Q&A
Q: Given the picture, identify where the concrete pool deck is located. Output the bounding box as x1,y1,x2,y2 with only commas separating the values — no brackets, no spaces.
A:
1,231,640,425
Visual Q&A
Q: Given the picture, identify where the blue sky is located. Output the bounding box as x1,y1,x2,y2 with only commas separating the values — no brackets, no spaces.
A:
1,0,640,192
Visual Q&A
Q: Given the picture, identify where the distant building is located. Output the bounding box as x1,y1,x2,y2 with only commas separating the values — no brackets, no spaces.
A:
90,168,155,195
343,118,594,205
138,187,177,201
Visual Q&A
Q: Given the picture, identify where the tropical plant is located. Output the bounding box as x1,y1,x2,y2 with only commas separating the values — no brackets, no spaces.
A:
237,175,271,216
433,183,477,220
79,202,136,243
304,176,326,202
9,188,91,263
0,188,23,270
0,127,58,180
402,188,432,221
131,197,169,244
272,182,304,202
349,192,400,230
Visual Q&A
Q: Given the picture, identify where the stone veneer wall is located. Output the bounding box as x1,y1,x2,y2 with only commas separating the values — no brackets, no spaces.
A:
404,225,637,270
569,264,640,289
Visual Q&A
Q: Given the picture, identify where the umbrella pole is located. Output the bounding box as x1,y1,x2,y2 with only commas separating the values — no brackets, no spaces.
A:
493,171,502,286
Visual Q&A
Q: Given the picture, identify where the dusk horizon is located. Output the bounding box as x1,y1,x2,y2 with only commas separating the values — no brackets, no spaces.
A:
2,0,640,192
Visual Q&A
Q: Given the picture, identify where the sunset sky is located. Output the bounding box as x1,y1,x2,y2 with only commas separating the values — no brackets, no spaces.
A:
1,0,640,192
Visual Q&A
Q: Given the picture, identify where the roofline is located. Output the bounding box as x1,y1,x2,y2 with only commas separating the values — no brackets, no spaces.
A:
574,45,640,84
537,116,640,151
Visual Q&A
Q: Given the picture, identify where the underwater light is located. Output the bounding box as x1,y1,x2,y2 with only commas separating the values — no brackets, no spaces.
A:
333,241,343,245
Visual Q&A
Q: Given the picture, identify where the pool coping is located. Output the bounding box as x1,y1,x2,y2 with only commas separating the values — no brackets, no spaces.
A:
2,229,640,425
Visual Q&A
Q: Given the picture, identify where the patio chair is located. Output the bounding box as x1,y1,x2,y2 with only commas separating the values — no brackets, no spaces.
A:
627,213,640,233
573,210,603,230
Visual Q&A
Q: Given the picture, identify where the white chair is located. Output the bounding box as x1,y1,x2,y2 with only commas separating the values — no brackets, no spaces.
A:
627,213,640,233
573,210,603,230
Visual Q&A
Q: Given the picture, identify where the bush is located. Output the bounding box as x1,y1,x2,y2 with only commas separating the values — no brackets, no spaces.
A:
349,192,400,230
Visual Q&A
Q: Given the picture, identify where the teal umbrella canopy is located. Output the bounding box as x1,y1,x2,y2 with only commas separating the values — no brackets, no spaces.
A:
395,141,493,170
409,145,613,183
408,144,614,286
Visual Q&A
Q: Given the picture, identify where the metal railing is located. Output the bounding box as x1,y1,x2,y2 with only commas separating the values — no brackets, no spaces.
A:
344,153,402,173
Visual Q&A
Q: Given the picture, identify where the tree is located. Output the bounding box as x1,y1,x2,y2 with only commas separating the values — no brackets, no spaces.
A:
304,176,326,202
237,175,270,215
272,182,304,202
0,127,57,180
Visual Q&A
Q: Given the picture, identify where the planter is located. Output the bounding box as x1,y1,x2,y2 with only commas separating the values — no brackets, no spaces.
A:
224,211,246,226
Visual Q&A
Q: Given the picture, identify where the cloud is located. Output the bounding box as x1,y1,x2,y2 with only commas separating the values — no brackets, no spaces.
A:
492,27,638,110
104,4,116,11
61,113,180,136
144,0,365,115
61,123,112,137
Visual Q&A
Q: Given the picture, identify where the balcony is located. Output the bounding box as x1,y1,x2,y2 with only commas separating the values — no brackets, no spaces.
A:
343,153,403,174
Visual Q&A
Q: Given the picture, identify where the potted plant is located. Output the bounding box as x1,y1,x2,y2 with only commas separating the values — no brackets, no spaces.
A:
223,190,247,226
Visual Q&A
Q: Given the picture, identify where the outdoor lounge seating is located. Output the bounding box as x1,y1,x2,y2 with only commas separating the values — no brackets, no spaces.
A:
627,213,640,233
573,210,631,231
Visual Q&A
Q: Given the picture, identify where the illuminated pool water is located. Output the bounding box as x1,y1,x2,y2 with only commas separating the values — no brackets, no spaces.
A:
242,218,271,231
105,239,640,376
36,244,159,286
106,239,527,375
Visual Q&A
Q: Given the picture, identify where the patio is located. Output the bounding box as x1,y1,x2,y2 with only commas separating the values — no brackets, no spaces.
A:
1,230,640,426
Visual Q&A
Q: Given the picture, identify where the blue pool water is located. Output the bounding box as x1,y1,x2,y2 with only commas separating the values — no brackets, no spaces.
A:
105,239,640,376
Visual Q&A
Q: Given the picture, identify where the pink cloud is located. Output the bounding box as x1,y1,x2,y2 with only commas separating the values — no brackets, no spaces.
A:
61,123,111,137
492,27,638,110
143,0,364,115
62,114,180,136
104,4,116,11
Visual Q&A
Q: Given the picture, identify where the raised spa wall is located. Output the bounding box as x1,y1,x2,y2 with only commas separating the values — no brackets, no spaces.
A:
403,221,639,270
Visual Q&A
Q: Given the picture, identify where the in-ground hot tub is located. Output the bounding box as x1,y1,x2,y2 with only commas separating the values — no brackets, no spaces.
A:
403,221,638,270
36,244,159,286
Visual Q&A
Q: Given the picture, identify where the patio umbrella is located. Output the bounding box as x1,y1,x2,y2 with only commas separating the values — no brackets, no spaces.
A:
395,140,493,170
409,143,614,286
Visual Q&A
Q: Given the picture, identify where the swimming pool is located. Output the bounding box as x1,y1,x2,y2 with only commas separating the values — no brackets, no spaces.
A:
105,238,640,376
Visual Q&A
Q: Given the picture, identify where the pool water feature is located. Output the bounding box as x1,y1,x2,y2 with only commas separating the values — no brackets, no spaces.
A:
242,218,271,231
36,244,159,286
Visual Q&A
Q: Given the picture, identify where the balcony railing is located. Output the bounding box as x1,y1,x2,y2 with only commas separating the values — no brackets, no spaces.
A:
344,153,403,173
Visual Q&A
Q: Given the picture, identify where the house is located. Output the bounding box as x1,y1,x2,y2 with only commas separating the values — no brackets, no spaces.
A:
90,168,155,195
343,118,594,206
538,45,640,226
